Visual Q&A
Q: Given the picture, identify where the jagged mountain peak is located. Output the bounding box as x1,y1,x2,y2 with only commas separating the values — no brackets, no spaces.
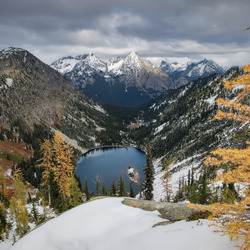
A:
128,51,139,56
0,47,28,56
122,51,143,69
51,53,106,74
126,51,140,60
160,58,225,81
51,51,181,106
0,47,32,64
83,53,106,69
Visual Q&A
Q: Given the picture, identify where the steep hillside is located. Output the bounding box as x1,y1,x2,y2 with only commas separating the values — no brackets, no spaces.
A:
0,48,124,150
51,52,186,106
129,66,249,200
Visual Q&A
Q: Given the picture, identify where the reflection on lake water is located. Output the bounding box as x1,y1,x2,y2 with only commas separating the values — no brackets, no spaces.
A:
75,147,146,194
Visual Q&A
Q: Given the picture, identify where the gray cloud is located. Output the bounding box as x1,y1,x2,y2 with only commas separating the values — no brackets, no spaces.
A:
0,0,249,67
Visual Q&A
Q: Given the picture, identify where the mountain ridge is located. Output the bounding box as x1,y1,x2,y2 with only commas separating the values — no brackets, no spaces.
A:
0,47,124,150
160,58,225,81
51,52,187,106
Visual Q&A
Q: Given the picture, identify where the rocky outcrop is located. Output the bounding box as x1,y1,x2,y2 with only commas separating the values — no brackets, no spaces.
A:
122,198,198,221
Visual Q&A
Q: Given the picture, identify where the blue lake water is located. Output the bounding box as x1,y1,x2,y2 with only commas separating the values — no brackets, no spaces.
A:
75,147,146,194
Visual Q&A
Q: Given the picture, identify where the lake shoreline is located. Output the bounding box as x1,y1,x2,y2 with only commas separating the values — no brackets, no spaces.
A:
75,147,147,194
79,145,145,157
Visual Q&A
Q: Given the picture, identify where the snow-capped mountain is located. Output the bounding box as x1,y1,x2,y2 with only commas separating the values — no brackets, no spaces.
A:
160,59,225,81
51,53,107,77
51,52,185,106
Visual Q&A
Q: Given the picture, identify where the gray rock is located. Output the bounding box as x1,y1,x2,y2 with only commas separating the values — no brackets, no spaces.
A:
122,198,198,221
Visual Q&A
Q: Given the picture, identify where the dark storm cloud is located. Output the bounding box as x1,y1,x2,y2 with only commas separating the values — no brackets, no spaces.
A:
0,0,249,67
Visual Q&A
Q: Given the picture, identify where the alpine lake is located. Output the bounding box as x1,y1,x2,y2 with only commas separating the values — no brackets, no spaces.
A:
75,147,147,195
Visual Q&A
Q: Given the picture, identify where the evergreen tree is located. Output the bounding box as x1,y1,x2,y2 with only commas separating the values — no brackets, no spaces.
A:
84,179,90,201
219,184,237,204
117,175,127,197
30,203,40,226
0,202,9,241
0,166,7,200
187,170,191,186
101,183,108,196
197,168,212,204
188,182,199,203
191,167,194,186
110,180,117,196
129,182,135,198
95,176,102,196
68,177,82,208
143,143,154,200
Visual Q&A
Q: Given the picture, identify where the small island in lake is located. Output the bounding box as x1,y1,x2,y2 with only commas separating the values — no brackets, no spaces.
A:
127,166,140,184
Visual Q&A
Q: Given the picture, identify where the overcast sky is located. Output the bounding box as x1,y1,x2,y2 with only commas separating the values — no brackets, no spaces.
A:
0,0,249,67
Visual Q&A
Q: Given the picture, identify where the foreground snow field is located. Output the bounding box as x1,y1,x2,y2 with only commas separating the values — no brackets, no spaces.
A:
10,198,239,250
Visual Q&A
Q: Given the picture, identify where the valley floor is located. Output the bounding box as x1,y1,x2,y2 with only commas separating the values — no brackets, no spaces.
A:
6,197,240,250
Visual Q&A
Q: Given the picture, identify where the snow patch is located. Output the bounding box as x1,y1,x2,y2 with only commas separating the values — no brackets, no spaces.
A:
169,154,204,194
154,123,167,135
10,198,241,250
93,104,106,114
5,78,13,88
204,94,218,105
153,157,165,202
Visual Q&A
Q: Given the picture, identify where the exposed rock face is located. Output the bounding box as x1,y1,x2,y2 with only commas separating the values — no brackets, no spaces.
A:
122,198,197,221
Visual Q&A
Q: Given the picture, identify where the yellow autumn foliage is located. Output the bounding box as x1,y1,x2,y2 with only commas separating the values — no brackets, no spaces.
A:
52,132,74,198
188,65,250,249
36,139,54,188
37,132,76,201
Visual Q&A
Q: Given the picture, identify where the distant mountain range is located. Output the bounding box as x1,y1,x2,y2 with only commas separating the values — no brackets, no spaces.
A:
160,59,225,81
51,53,225,106
51,52,187,106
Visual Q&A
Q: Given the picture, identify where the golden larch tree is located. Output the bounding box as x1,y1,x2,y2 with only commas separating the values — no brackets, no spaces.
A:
52,132,74,199
36,139,54,205
9,168,29,238
188,65,250,249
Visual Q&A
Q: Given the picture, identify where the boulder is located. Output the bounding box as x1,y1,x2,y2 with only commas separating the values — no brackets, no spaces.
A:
122,198,197,221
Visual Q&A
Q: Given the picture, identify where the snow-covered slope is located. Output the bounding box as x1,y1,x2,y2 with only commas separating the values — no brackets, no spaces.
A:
11,198,239,250
51,53,106,76
160,59,225,81
50,56,80,74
